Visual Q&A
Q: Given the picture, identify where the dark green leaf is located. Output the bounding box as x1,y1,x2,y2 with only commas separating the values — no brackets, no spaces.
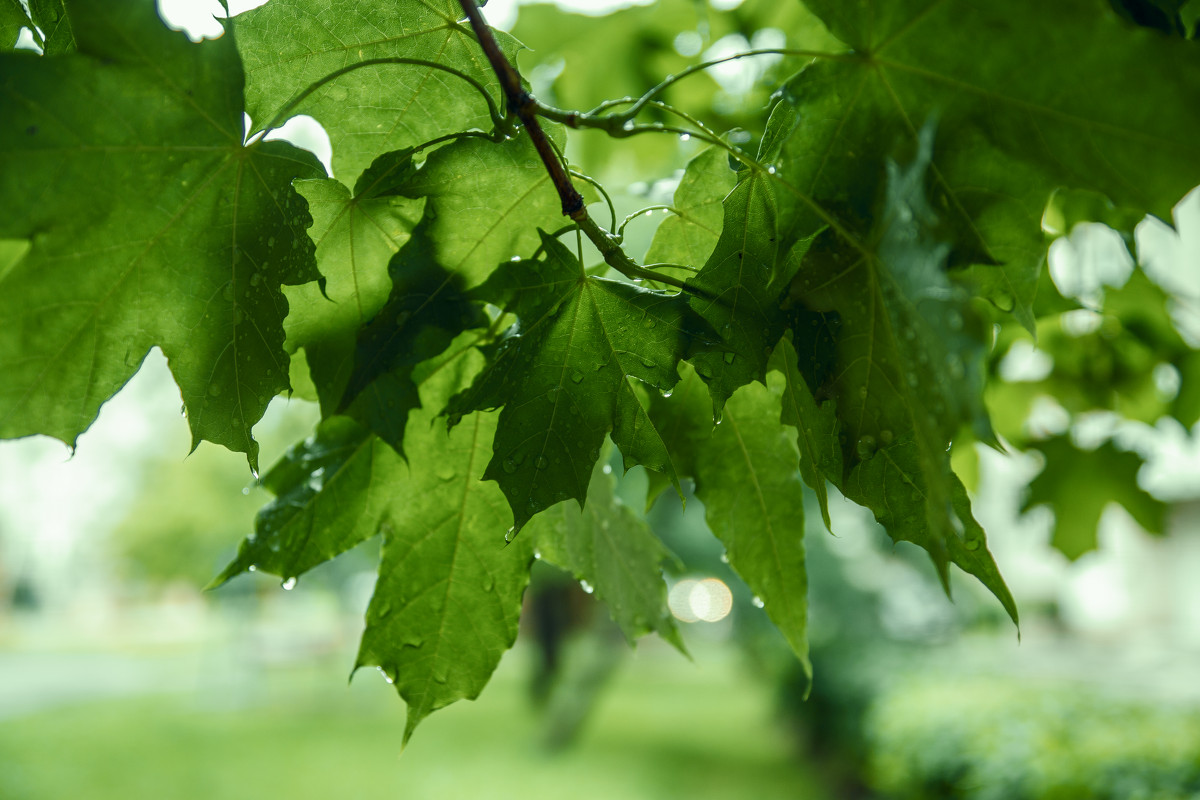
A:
782,0,1200,328
771,334,841,530
0,0,322,470
449,233,711,531
683,133,817,411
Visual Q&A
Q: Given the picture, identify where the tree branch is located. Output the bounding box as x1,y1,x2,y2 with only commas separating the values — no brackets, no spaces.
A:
457,0,584,217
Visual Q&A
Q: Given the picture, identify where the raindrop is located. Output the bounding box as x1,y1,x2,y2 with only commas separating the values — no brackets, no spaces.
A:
751,596,765,609
510,255,521,262
965,537,981,551
679,133,691,142
643,317,656,329
535,455,549,470
879,429,894,446
661,390,673,399
504,527,515,543
856,435,877,459
377,667,394,684
281,577,297,591
570,371,584,384
502,457,518,474
533,549,542,560
602,464,613,475
248,565,258,572
766,165,777,175
580,580,594,594
719,552,730,564
723,351,736,364
208,383,222,397
433,670,449,685
948,311,964,331
482,574,495,591
241,487,250,496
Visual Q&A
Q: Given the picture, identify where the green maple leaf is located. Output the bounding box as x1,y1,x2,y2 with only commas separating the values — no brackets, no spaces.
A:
696,371,811,675
649,363,811,674
0,0,323,469
781,125,1015,619
644,146,736,270
220,343,532,743
530,456,684,649
284,176,424,411
333,132,566,448
1023,436,1166,560
234,0,514,182
781,0,1200,330
448,233,712,532
682,110,818,412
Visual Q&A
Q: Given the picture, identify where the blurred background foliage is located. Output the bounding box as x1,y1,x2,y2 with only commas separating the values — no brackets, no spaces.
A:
2,0,1200,798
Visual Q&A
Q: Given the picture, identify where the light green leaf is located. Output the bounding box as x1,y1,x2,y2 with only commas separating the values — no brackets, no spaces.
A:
234,0,514,182
691,369,810,676
1,0,30,51
284,178,423,413
355,356,533,744
0,0,322,469
644,146,736,269
1023,436,1166,561
448,233,711,531
531,456,684,649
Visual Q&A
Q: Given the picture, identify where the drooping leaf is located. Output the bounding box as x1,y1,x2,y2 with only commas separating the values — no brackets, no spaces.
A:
792,124,998,596
0,0,322,469
1023,436,1166,560
355,353,533,744
222,343,532,742
689,368,811,676
448,233,712,532
780,0,1200,329
530,456,684,650
213,415,380,585
234,0,515,182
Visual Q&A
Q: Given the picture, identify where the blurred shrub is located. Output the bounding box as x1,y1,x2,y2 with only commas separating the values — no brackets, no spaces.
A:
867,677,1200,800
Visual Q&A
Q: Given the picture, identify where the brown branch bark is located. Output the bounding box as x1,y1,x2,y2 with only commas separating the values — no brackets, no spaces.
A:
457,0,584,218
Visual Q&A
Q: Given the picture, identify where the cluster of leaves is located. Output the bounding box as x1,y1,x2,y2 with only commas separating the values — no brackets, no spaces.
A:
2,0,1197,739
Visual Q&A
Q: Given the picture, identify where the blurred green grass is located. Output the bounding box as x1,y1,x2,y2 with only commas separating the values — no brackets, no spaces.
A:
0,643,832,800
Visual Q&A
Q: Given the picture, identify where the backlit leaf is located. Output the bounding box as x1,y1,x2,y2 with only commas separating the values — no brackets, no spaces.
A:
0,0,322,469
